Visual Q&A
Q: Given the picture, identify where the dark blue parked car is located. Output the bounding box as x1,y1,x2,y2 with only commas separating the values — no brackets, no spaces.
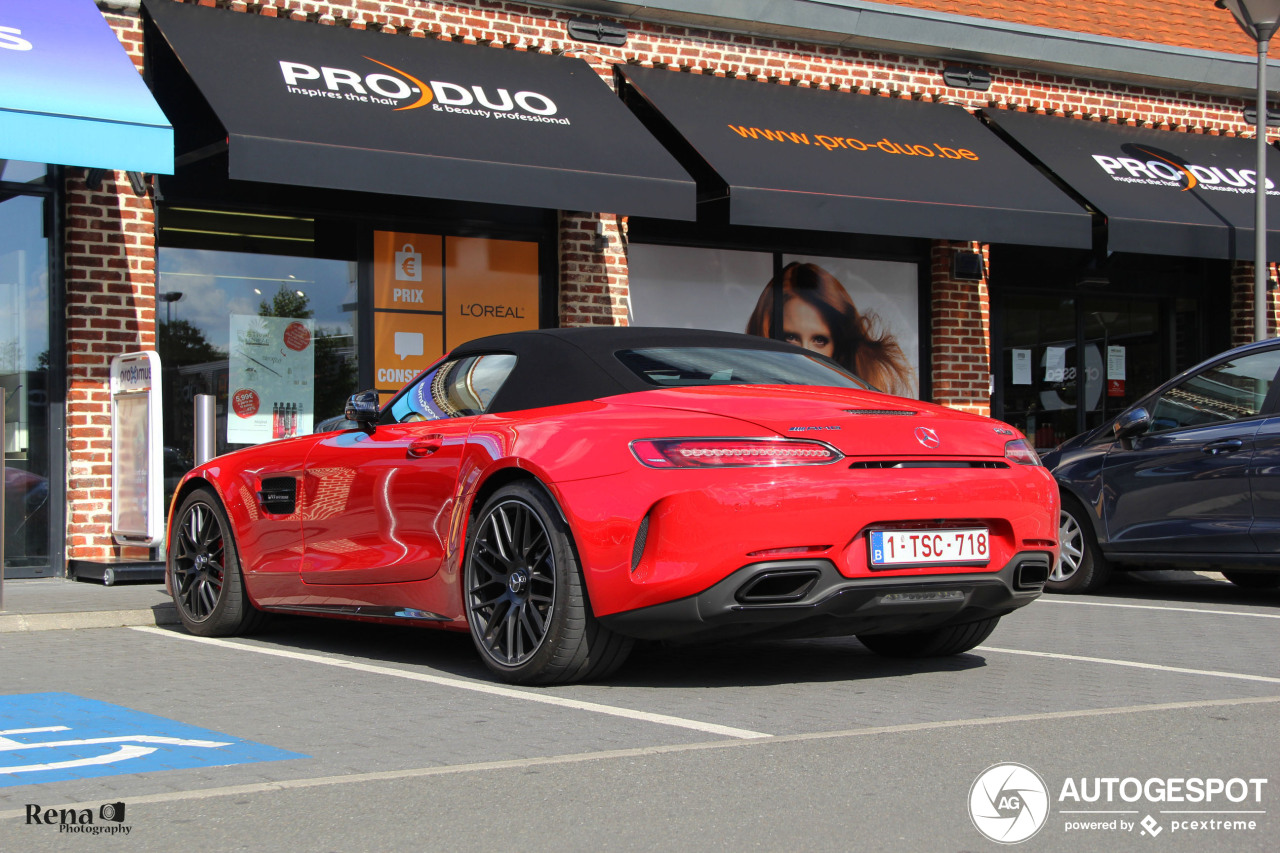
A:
1040,339,1280,593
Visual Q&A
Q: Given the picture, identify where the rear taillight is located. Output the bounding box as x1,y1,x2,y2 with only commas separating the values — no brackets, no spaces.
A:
630,438,844,469
1004,439,1042,466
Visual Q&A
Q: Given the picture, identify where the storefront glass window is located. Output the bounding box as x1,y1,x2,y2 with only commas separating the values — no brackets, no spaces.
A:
1001,294,1161,448
156,248,357,506
0,160,48,184
1,194,51,573
628,244,920,398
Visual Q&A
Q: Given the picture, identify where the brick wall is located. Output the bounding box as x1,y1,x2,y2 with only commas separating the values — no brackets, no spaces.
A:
1229,262,1280,348
64,170,158,563
930,242,991,417
560,213,629,326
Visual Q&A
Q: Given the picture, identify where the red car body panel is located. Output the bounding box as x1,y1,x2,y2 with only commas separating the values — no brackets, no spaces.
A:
169,381,1058,631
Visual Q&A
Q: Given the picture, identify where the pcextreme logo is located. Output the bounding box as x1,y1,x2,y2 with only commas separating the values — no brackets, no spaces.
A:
1092,145,1276,195
277,58,570,125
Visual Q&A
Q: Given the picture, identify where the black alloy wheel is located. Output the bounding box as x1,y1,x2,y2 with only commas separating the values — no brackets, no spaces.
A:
464,482,632,684
467,496,556,667
169,489,265,636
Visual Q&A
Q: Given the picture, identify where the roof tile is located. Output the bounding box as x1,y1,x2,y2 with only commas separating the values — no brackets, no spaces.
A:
871,0,1256,56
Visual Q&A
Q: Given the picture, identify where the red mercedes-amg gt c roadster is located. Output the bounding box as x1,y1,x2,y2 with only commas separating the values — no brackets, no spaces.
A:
167,328,1058,683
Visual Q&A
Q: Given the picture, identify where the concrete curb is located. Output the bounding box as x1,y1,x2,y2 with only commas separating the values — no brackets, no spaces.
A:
0,604,179,633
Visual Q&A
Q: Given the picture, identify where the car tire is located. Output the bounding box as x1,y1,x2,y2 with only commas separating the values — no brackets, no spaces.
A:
463,482,633,685
1222,571,1280,590
857,616,1001,658
1048,495,1111,594
169,487,268,636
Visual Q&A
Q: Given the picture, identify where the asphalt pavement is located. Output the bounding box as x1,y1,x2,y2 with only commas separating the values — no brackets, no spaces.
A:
0,570,1277,852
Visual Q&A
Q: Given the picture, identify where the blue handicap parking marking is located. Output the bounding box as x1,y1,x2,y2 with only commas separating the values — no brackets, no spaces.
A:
0,693,306,787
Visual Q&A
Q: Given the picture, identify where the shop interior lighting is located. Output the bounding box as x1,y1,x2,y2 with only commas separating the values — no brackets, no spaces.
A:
162,207,315,243
160,271,315,286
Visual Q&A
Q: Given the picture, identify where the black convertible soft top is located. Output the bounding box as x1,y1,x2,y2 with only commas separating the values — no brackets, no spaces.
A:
447,327,824,414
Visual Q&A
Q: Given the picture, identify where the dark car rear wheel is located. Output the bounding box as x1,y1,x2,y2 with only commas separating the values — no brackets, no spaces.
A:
464,482,632,685
857,616,1001,657
169,487,267,636
1222,571,1280,590
1048,496,1110,594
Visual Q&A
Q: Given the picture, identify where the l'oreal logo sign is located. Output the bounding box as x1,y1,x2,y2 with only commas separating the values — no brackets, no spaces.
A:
278,59,570,125
1092,145,1275,195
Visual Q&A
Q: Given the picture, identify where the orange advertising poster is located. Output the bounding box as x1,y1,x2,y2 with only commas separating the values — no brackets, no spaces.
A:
373,311,443,400
373,231,443,311
445,236,539,349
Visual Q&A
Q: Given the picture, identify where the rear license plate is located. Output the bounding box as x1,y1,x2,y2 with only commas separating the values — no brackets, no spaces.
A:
869,528,989,567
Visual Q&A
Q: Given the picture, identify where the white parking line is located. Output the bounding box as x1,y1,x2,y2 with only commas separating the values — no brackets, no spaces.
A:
129,626,770,740
977,646,1280,684
1036,598,1280,619
2,695,1275,821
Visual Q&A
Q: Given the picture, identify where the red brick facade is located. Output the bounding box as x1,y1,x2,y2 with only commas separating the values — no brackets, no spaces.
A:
62,0,1274,563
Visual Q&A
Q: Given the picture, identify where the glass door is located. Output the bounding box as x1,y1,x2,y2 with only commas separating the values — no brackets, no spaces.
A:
1,193,52,576
999,293,1163,449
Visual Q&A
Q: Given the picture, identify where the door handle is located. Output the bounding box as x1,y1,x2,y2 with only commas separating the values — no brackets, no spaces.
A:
1201,439,1244,455
407,435,444,458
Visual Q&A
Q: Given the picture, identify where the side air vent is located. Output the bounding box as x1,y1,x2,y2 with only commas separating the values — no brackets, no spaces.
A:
631,513,650,572
735,569,820,604
849,460,1008,469
844,409,917,416
258,477,297,515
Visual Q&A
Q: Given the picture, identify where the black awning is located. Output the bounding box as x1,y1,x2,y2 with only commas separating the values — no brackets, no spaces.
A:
141,0,693,218
615,66,1091,248
984,109,1280,260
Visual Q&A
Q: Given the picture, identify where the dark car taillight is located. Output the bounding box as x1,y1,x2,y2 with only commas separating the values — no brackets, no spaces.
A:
630,438,844,469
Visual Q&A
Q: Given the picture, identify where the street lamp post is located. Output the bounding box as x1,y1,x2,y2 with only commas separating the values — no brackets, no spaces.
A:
1217,0,1280,341
159,291,183,325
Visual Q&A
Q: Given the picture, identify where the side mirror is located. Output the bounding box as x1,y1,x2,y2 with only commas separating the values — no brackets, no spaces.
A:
344,390,380,432
1113,406,1151,441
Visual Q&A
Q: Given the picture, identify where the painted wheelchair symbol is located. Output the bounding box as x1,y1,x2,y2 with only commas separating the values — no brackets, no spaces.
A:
0,725,231,774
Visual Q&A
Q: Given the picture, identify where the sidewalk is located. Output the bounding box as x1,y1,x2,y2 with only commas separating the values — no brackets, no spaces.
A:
0,577,177,633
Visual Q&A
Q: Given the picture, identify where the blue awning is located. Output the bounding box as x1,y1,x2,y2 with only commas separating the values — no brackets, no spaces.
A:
0,0,172,173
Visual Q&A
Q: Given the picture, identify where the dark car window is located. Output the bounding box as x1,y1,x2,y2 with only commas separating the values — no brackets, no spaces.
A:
389,354,517,423
615,347,872,390
1147,349,1280,432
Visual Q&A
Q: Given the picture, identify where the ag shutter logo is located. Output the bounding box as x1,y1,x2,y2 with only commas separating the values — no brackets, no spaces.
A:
969,762,1051,844
1091,143,1275,195
278,58,569,124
